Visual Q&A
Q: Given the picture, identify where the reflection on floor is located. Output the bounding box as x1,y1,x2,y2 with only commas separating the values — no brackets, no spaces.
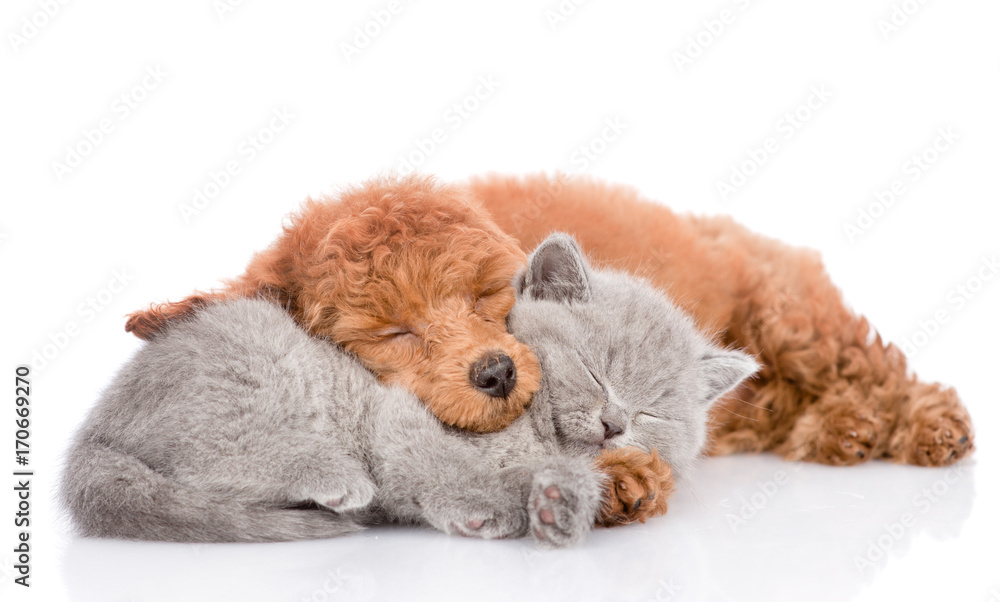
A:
57,453,990,602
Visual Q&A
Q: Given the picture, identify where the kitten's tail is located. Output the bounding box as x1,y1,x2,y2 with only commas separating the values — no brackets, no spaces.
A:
60,440,361,543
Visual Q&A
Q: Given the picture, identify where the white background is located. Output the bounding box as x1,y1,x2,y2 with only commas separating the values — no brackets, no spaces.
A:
2,0,999,600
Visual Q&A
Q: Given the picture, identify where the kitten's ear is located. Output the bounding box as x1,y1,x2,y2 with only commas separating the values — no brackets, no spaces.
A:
700,348,758,406
517,233,592,303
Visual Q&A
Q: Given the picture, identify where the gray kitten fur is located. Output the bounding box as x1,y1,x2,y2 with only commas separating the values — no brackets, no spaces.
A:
61,234,757,548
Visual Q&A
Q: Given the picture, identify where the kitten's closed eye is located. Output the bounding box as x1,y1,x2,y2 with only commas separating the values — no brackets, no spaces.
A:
582,362,608,400
635,408,683,422
473,288,514,324
635,411,673,424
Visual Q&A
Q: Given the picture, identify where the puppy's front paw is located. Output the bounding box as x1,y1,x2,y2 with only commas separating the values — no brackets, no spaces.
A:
313,478,376,513
529,467,601,549
594,448,673,527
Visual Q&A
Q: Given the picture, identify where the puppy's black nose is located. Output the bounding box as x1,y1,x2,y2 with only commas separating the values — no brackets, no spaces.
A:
603,419,624,440
470,352,517,398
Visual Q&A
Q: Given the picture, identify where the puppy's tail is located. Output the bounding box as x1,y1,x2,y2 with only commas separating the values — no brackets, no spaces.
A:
60,440,361,543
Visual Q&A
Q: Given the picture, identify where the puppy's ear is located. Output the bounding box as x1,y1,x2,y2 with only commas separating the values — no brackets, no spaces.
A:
699,348,759,406
518,233,592,303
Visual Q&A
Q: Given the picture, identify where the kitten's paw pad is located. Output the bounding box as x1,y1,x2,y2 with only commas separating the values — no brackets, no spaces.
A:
594,448,673,527
312,480,376,513
910,412,974,466
529,470,595,549
449,515,521,540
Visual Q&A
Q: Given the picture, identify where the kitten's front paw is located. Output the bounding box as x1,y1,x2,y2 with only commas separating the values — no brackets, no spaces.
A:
447,513,523,540
428,494,528,540
313,478,376,513
594,448,673,527
529,467,601,549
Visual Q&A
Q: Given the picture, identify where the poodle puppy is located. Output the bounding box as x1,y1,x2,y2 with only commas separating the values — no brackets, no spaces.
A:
125,175,541,433
469,174,974,467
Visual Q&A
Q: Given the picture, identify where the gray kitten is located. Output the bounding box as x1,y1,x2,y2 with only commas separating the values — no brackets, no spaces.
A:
61,234,757,548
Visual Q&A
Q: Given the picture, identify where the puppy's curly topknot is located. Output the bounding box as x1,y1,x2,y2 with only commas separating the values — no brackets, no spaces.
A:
125,175,540,433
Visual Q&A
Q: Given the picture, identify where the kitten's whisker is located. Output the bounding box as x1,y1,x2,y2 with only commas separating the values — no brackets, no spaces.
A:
716,405,758,422
733,397,773,413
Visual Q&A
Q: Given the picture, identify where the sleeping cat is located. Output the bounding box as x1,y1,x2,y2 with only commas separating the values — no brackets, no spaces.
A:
61,234,757,548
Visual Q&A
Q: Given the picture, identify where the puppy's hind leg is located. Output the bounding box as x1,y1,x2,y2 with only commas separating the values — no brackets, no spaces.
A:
885,379,974,466
750,300,974,467
773,312,974,467
709,239,975,467
775,383,892,466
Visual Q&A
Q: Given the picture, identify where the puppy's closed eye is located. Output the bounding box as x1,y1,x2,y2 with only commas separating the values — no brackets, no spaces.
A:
473,288,514,322
375,326,420,344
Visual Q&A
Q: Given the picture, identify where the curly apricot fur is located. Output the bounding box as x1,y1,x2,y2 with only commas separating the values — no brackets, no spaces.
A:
125,175,540,433
470,173,974,468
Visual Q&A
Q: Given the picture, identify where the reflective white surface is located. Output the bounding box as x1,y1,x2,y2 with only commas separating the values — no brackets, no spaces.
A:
43,451,993,602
